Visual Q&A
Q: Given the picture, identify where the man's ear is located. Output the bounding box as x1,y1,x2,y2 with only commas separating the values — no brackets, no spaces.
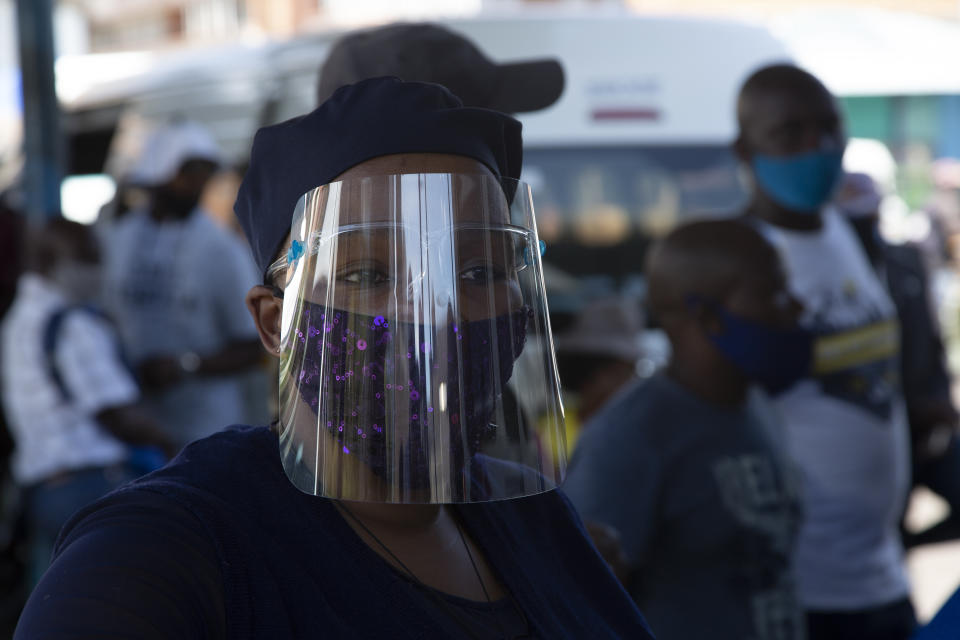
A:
685,298,724,337
246,285,283,357
733,134,750,164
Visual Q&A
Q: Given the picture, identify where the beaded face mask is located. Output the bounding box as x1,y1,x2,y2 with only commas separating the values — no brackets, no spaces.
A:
290,301,531,485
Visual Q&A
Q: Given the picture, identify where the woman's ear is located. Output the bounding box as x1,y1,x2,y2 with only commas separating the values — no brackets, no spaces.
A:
246,285,283,357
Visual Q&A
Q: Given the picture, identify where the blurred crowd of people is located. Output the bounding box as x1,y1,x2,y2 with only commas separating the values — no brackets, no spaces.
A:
0,109,271,629
0,19,959,640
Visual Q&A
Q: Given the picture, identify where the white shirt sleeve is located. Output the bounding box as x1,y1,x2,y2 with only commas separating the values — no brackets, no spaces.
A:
55,312,140,416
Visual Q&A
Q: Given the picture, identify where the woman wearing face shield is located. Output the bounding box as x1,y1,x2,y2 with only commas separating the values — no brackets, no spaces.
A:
15,78,653,639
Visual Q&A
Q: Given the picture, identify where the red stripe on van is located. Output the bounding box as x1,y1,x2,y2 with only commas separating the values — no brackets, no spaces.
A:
591,108,660,121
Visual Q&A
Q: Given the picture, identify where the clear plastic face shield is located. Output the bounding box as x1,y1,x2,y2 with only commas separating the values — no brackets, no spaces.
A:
270,173,566,503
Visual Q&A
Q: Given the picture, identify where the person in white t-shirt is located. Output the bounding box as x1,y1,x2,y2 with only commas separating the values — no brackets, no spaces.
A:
0,218,176,586
735,64,914,640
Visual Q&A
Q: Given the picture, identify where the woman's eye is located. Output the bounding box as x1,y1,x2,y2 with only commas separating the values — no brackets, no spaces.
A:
339,268,389,286
460,264,507,284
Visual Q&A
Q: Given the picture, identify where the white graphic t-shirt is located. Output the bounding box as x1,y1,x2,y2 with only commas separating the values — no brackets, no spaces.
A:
762,209,911,611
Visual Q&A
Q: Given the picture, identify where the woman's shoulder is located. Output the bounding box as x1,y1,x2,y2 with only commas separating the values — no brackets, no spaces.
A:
21,426,307,638
50,435,254,567
136,425,282,494
467,485,589,548
18,487,226,639
62,425,293,550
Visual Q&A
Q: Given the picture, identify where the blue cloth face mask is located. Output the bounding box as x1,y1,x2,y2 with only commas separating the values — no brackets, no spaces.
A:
703,305,813,396
752,149,845,213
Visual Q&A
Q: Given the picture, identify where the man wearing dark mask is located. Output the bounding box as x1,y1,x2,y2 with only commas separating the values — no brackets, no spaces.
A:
103,120,264,448
0,218,176,587
565,219,807,640
737,65,914,640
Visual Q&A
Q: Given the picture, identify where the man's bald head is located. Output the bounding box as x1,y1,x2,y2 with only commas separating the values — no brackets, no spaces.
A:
646,219,780,320
735,64,842,157
738,65,830,131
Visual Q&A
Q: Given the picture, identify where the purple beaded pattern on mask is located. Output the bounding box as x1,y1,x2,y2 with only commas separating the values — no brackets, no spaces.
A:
289,301,531,484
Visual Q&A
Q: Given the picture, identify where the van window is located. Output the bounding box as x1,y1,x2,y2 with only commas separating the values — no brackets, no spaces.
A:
523,145,746,300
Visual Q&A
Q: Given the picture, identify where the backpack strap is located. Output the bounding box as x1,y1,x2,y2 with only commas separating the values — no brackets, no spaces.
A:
40,306,167,474
42,305,123,403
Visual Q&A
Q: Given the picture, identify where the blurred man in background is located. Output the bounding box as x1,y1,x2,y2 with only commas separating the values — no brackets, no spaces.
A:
835,172,960,548
197,163,274,427
1,218,175,586
564,219,806,640
103,120,264,448
737,64,914,640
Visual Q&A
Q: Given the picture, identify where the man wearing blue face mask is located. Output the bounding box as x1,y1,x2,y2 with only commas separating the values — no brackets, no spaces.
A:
565,219,807,640
737,64,914,640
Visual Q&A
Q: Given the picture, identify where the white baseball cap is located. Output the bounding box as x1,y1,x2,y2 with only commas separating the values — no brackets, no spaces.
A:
127,119,221,187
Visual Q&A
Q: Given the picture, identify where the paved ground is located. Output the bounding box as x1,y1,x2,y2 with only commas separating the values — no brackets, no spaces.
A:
905,487,960,622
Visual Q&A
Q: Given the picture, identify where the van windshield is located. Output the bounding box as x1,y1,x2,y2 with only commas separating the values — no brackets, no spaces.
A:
522,145,746,306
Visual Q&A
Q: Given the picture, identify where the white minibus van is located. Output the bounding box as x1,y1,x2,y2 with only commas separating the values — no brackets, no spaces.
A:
62,14,791,305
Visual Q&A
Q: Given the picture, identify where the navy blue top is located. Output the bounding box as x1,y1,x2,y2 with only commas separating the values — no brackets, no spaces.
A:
16,425,652,639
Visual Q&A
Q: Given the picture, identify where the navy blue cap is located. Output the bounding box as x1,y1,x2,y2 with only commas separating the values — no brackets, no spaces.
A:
234,76,523,279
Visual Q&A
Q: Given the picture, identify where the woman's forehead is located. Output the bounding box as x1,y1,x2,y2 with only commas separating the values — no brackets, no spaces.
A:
274,155,512,263
335,153,496,181
331,171,510,227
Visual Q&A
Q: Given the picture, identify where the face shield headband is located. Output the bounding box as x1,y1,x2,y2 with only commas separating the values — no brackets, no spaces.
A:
272,173,566,504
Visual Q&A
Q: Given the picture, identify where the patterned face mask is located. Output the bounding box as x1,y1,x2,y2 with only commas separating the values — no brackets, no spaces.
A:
290,300,531,484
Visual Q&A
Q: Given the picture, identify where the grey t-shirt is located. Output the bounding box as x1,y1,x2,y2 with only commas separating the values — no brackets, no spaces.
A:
104,209,261,445
564,374,804,640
